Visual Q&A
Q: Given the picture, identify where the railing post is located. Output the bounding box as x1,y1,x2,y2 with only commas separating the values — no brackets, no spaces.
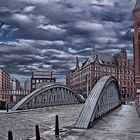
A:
6,104,9,112
35,125,40,140
8,131,13,140
55,115,59,137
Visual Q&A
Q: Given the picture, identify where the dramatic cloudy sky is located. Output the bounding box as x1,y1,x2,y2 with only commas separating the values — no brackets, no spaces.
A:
0,0,137,85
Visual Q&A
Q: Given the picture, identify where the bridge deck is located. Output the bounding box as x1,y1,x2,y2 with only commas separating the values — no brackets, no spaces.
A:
86,104,140,140
60,104,140,140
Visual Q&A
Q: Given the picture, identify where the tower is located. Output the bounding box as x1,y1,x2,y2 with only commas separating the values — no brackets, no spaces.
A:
133,0,140,95
76,56,79,69
90,45,96,62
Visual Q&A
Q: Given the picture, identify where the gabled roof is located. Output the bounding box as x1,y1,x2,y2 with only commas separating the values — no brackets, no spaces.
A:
98,53,114,64
81,47,97,68
81,52,115,68
135,0,140,9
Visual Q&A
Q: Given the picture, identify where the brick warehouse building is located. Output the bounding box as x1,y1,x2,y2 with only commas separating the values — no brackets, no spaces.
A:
66,48,135,100
0,68,11,103
0,68,28,108
133,0,140,98
0,68,10,90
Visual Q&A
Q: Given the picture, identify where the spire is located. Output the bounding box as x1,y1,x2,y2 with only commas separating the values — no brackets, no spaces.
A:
90,44,96,62
135,0,140,9
76,56,79,69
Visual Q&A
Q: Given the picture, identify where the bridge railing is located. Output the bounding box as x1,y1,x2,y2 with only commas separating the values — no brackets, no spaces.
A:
75,76,121,129
11,83,85,111
0,90,30,96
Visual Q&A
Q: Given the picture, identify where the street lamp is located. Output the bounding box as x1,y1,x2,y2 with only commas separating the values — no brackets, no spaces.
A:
122,87,127,104
114,55,119,81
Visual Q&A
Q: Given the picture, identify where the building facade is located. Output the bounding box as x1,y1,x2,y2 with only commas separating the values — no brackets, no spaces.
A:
66,48,135,100
31,71,56,91
10,78,23,91
24,79,31,91
0,68,10,90
133,0,140,98
0,68,27,108
0,68,11,104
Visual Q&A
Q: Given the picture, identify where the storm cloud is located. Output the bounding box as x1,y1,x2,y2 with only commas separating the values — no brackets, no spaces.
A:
0,0,136,84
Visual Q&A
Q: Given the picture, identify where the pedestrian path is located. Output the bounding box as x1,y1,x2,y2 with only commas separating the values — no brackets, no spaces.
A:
38,104,140,140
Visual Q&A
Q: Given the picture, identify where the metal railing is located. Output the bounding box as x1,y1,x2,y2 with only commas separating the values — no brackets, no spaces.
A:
11,83,85,111
0,90,30,96
75,76,121,129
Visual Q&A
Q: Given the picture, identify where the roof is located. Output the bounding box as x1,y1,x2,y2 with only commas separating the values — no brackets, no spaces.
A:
81,51,115,68
135,0,140,9
98,52,114,63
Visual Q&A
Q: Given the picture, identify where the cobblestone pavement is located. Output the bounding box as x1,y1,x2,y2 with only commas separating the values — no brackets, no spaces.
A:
0,104,140,140
0,104,83,140
30,104,140,140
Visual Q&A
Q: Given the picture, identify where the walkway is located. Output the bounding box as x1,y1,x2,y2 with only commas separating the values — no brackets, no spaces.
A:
0,104,82,140
0,104,139,140
34,104,140,140
59,104,140,140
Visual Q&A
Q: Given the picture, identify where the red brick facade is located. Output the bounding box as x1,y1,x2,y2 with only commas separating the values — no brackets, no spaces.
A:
0,68,11,103
133,1,140,97
0,68,10,90
0,68,24,106
66,48,135,100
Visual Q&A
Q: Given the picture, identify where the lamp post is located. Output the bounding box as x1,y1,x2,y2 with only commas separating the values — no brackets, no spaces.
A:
122,87,127,104
114,55,119,81
86,75,88,98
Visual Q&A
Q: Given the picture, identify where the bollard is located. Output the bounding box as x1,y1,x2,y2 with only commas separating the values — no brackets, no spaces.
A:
8,131,13,140
55,115,59,137
35,125,40,140
6,104,9,112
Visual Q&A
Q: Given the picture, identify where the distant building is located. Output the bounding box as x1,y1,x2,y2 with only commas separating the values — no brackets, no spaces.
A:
66,48,135,100
10,77,22,90
31,71,56,91
133,0,140,98
0,68,11,103
24,79,31,91
0,68,10,90
0,69,28,108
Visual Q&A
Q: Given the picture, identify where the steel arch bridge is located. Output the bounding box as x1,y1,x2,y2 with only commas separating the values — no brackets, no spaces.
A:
11,83,85,111
75,76,121,129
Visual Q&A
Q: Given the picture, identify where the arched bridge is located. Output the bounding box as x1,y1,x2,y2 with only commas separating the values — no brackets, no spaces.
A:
75,76,121,129
11,83,85,111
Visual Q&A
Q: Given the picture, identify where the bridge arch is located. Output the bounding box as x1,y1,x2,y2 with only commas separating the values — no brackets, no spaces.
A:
75,76,121,129
11,83,85,111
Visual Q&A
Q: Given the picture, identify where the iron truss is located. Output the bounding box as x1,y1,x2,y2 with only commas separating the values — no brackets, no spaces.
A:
11,83,85,111
75,76,121,129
